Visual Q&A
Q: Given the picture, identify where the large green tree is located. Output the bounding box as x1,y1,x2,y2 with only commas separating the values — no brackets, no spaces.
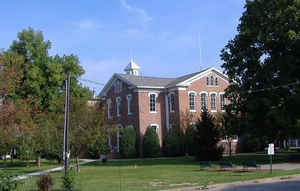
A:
8,27,85,113
221,0,300,141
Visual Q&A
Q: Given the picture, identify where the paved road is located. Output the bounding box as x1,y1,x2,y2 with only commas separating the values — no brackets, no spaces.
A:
218,181,300,191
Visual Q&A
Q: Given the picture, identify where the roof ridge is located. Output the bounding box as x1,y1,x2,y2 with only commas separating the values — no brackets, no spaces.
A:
117,73,175,79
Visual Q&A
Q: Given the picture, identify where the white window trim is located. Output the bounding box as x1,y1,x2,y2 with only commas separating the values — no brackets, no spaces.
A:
188,91,196,112
107,99,111,119
210,92,217,112
168,92,175,112
200,92,208,111
116,97,121,117
149,124,159,133
199,91,208,96
126,94,132,115
149,92,157,113
219,92,226,112
126,125,134,129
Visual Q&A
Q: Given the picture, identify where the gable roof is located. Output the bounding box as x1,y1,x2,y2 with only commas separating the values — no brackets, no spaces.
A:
99,67,229,97
118,74,175,88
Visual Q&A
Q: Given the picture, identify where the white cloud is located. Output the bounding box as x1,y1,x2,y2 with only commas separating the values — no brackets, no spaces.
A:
120,0,152,26
76,19,102,31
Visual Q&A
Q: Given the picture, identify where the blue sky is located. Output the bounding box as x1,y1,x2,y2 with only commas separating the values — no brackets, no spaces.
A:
1,0,245,93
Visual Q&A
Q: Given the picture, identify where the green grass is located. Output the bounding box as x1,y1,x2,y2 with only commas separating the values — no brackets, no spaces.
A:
0,160,59,175
17,157,300,191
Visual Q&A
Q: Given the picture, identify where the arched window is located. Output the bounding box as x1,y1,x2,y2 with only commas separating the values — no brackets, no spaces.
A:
215,77,218,86
149,93,157,112
126,94,132,115
210,93,216,111
189,92,196,111
116,97,121,117
220,94,225,111
210,76,214,86
206,77,209,86
200,93,207,110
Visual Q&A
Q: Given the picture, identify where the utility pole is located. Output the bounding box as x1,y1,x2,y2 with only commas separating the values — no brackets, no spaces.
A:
63,73,70,176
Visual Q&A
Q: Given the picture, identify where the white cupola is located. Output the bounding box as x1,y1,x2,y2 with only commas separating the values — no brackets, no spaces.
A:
124,59,140,76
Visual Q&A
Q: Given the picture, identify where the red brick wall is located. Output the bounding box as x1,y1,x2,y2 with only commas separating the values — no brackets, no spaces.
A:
137,90,166,156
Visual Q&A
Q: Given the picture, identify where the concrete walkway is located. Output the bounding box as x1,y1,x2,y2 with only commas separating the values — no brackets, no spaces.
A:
261,163,300,170
16,159,97,180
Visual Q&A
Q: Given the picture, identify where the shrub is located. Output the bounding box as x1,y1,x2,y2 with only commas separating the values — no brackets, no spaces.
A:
236,134,267,153
163,130,181,157
36,174,53,191
61,168,75,191
143,127,160,157
184,125,197,156
0,170,18,191
195,110,223,161
119,128,136,158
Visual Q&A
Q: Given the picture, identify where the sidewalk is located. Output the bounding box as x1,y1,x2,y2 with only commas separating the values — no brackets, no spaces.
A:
16,159,97,180
162,163,300,191
162,174,300,191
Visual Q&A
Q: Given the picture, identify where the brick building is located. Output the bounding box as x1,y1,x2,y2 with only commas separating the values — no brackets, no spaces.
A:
99,60,234,156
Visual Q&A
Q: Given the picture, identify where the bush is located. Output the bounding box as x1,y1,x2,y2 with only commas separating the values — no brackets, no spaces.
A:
143,127,160,157
184,125,197,156
36,174,53,191
163,130,181,157
236,134,267,153
61,168,75,191
119,128,136,158
195,110,223,161
0,170,19,191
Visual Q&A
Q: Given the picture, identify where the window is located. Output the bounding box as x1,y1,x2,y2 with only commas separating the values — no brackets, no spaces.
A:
200,93,207,110
222,135,238,143
149,124,159,133
210,76,214,86
114,80,122,93
189,92,196,111
116,97,121,117
107,99,111,119
116,124,123,153
169,93,175,112
210,93,216,111
220,94,225,111
149,93,156,112
206,77,209,86
215,77,218,86
126,94,132,115
167,124,173,131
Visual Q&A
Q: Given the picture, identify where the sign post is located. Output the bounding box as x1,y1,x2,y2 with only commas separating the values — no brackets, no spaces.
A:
268,143,275,174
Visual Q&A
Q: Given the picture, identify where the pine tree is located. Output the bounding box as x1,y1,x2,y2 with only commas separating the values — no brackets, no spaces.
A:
195,110,223,161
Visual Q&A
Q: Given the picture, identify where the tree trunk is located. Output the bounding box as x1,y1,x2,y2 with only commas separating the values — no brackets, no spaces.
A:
36,152,41,167
76,157,80,173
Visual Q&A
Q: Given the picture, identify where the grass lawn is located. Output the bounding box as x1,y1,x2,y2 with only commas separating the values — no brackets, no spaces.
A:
0,159,63,175
17,156,300,191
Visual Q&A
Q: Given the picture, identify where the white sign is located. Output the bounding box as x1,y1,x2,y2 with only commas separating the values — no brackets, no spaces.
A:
268,143,275,155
